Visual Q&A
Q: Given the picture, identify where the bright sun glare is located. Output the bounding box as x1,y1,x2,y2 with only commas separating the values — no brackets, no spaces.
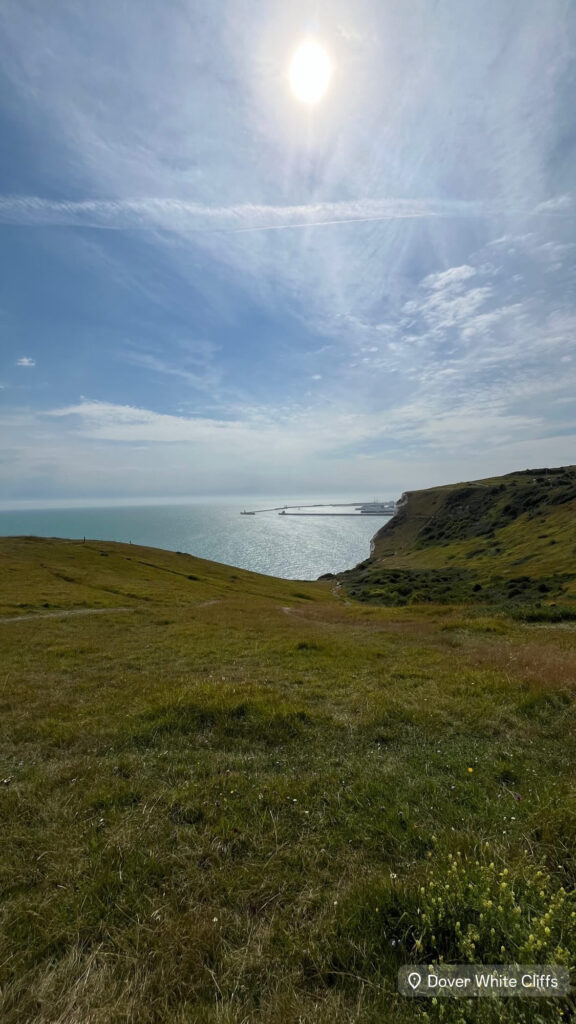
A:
289,40,333,105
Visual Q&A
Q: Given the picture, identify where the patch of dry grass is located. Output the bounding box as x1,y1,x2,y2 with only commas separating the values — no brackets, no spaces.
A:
452,636,576,692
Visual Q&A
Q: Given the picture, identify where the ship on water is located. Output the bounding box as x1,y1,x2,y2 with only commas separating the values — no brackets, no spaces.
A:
356,501,395,514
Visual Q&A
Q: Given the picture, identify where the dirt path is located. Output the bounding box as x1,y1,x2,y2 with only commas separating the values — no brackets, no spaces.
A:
0,607,135,624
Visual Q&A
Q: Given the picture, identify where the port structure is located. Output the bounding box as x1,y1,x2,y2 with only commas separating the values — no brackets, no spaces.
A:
240,501,396,517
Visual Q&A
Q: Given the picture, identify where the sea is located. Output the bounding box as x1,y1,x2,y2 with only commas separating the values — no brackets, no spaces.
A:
0,496,395,581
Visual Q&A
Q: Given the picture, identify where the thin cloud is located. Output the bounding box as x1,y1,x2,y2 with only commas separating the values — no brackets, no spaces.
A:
534,195,574,214
0,195,486,234
122,350,222,395
423,265,477,290
16,356,35,367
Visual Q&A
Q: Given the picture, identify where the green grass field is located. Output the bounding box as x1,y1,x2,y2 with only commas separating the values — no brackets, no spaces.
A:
1,512,575,1021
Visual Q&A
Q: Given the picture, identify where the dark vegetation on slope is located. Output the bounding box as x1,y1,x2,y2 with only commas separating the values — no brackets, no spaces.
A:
338,465,576,616
342,566,576,610
415,468,576,547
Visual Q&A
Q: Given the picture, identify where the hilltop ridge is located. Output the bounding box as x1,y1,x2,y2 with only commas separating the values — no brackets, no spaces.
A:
338,465,576,612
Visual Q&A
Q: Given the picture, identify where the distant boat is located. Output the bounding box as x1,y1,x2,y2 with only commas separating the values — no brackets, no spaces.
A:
240,510,256,515
358,502,395,514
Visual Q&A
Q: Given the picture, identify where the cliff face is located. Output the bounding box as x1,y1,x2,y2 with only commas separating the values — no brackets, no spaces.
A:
339,466,576,608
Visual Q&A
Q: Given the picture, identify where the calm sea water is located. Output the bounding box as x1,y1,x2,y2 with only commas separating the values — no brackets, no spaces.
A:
0,498,393,580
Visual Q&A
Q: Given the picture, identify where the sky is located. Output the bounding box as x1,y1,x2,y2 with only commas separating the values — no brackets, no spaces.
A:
0,0,575,505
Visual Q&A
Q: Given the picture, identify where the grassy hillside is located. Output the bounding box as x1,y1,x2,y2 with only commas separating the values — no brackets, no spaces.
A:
339,466,576,613
1,533,575,1023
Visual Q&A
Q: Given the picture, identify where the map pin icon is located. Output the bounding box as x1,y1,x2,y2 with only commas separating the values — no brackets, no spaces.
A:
408,971,422,991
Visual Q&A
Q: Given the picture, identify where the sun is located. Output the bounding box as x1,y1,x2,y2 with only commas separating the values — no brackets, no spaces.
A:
289,40,333,105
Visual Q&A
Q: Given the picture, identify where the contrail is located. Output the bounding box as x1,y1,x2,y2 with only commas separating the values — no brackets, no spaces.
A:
0,195,486,233
217,213,445,233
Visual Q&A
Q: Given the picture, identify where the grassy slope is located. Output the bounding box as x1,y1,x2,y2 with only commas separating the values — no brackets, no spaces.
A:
1,533,575,1023
339,465,576,611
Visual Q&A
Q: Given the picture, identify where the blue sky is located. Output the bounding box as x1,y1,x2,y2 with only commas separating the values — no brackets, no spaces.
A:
0,0,575,503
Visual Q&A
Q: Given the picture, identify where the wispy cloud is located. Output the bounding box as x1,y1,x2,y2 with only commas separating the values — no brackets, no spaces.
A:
121,340,224,396
423,265,477,290
534,194,574,214
16,356,35,367
0,195,486,233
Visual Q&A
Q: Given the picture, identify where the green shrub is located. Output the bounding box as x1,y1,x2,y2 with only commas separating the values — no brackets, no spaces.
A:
412,850,575,966
509,605,576,623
